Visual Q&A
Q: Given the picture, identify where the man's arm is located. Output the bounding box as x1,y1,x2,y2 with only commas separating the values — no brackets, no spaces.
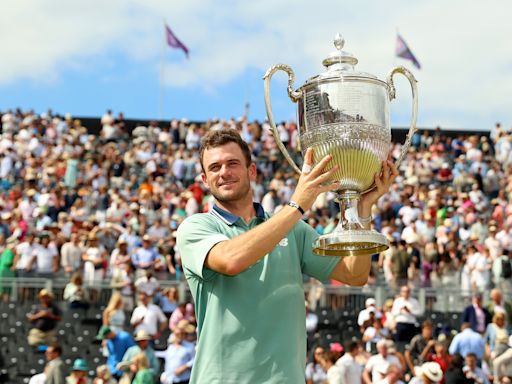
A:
205,150,339,276
330,160,398,285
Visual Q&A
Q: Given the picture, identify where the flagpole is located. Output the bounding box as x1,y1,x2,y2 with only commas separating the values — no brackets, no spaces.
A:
393,27,398,67
159,20,167,121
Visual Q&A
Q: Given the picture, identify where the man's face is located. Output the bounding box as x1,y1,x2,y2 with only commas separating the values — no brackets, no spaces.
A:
45,347,58,361
466,355,476,369
400,287,410,299
201,143,255,203
422,326,433,339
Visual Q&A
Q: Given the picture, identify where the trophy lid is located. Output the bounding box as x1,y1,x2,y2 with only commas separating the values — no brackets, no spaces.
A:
322,33,358,68
308,33,378,82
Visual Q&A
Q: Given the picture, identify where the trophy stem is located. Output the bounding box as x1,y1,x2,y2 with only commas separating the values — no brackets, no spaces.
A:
313,190,389,256
333,190,361,233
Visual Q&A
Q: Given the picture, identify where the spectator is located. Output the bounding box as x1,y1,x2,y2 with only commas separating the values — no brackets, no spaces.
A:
336,341,363,384
102,292,126,332
169,302,195,332
63,272,90,310
410,362,444,384
487,288,512,327
0,236,15,302
448,323,485,362
45,343,66,384
492,335,512,382
390,241,410,288
92,365,116,384
363,318,390,352
358,298,382,330
376,364,404,384
156,320,196,384
320,351,344,384
305,346,327,384
31,233,59,278
391,286,423,342
129,353,153,384
363,340,403,384
66,358,91,384
119,330,159,379
132,235,160,277
134,269,160,297
60,233,84,276
484,312,510,358
27,289,62,346
430,341,452,384
461,293,491,333
130,292,167,340
405,320,436,373
96,325,135,380
462,353,489,384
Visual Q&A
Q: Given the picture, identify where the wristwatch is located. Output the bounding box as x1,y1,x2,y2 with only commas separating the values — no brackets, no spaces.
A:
288,201,305,215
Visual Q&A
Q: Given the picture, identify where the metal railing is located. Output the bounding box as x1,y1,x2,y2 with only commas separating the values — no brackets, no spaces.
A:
1,276,504,315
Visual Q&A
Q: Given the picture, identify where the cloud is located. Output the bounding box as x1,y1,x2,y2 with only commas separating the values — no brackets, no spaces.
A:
0,0,511,128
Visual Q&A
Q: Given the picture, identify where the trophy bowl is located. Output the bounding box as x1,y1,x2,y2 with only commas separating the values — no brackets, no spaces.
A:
263,33,418,256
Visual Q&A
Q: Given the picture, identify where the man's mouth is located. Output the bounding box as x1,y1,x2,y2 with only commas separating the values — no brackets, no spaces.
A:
219,180,237,187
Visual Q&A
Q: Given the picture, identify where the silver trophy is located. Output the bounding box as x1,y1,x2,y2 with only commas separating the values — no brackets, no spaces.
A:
263,33,418,256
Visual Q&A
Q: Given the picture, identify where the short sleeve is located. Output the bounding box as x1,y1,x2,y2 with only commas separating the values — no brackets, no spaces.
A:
294,220,340,282
176,214,229,281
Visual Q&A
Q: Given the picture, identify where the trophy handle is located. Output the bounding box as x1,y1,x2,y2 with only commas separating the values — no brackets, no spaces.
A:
263,64,303,174
386,66,418,169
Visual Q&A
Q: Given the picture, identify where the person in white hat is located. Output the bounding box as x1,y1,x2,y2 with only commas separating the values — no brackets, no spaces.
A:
358,298,382,330
410,362,443,384
118,330,159,379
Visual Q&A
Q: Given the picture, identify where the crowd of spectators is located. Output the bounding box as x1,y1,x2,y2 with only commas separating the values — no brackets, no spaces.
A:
0,108,512,382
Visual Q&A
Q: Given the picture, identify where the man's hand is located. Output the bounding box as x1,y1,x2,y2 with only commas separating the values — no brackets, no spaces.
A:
290,148,341,211
358,159,398,217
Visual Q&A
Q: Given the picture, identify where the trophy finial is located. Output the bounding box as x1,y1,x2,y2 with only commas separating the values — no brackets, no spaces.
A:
334,33,345,51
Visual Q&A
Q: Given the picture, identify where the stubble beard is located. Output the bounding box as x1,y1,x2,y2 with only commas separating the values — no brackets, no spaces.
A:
211,179,251,203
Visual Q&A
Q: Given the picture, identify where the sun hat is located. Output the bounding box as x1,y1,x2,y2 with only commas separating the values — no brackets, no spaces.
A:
71,358,89,371
415,362,443,383
38,289,54,299
175,320,195,333
134,330,152,342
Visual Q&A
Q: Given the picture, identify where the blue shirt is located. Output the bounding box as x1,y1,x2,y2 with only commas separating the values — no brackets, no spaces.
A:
107,331,136,376
448,328,485,360
156,340,196,383
132,247,159,268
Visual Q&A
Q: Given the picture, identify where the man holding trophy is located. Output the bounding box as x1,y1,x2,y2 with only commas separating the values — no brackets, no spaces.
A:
177,33,416,383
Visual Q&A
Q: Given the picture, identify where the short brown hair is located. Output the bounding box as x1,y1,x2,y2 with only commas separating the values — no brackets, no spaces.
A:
199,129,252,172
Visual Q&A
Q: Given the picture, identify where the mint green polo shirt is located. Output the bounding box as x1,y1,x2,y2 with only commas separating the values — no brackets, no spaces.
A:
176,203,340,383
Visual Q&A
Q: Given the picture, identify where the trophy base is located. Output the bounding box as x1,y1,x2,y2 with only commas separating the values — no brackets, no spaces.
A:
313,229,389,256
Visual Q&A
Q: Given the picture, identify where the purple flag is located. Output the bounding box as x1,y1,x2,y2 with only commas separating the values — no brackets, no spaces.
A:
165,24,189,58
396,34,420,69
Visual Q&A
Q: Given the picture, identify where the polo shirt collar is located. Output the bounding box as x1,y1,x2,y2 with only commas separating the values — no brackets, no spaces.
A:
211,202,265,225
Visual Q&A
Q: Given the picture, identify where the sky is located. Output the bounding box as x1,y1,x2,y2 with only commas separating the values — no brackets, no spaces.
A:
0,1,510,130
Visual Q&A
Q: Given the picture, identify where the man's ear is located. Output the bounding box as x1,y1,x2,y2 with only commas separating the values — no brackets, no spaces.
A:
201,173,210,190
248,163,257,181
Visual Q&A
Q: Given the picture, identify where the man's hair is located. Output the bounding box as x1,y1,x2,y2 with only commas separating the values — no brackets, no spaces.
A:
422,320,433,329
48,343,62,355
347,341,360,353
466,352,477,359
199,129,252,172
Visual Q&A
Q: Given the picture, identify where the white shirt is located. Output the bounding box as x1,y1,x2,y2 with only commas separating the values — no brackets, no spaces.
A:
391,297,423,324
327,365,344,384
33,244,58,273
365,354,402,384
130,303,166,336
15,242,37,269
336,353,363,384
